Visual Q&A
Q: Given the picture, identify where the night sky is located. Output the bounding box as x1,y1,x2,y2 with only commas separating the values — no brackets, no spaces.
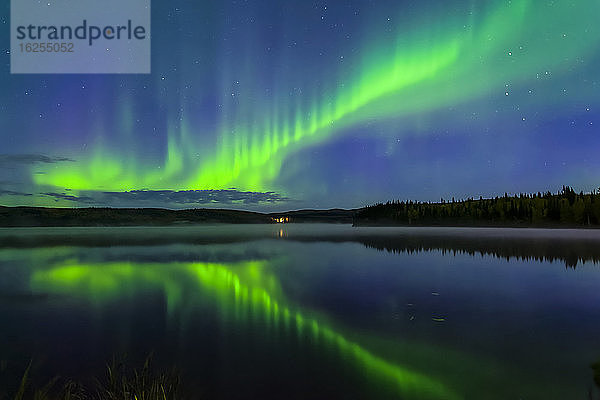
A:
1,0,599,210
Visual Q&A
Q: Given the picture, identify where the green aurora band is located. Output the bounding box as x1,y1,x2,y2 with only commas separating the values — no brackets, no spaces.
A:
31,260,461,399
32,0,600,196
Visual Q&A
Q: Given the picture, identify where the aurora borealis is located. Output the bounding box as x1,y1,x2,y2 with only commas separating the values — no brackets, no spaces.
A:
2,0,600,209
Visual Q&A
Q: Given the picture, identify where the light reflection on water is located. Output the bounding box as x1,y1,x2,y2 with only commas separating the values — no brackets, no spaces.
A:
1,225,600,399
30,260,458,399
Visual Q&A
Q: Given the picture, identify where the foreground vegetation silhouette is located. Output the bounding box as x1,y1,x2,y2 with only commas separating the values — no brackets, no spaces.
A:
6,357,600,400
355,186,600,227
590,359,600,400
2,357,180,400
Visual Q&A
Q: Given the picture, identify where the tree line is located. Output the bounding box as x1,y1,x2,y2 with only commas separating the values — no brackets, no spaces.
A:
354,186,600,227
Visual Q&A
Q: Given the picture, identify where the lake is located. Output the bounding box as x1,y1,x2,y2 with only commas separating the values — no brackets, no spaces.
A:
1,224,599,399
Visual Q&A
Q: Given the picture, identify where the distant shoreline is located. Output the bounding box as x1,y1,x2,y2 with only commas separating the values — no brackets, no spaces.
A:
2,187,599,228
0,205,598,229
0,205,356,227
353,186,600,229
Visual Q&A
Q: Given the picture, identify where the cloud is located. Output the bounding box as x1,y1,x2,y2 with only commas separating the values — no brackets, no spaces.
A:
99,189,290,205
0,154,75,165
11,189,291,206
42,192,95,203
0,189,33,197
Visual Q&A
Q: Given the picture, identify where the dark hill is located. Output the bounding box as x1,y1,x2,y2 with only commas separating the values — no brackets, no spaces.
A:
0,206,356,227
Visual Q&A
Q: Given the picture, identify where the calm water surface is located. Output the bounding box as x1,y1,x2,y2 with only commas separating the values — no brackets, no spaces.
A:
1,224,599,399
